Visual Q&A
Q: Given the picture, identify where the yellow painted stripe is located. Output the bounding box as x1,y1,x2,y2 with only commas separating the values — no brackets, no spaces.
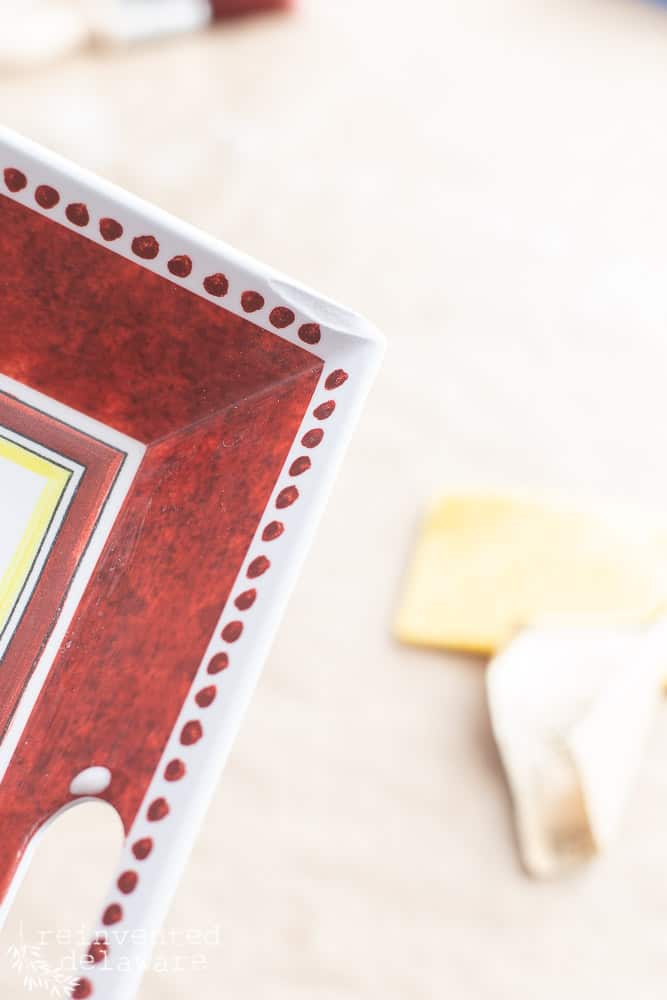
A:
0,438,71,632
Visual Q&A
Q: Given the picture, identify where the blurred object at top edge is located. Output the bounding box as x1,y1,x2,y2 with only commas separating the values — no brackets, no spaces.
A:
0,0,295,73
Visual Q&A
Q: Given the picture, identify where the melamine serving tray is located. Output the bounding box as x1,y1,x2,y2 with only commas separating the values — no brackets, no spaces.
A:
0,126,383,1000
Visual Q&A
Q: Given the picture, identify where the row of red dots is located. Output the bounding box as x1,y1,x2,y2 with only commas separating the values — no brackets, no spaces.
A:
72,376,347,998
3,167,322,346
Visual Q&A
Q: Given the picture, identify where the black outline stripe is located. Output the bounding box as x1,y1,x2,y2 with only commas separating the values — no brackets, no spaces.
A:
0,391,132,724
0,432,78,649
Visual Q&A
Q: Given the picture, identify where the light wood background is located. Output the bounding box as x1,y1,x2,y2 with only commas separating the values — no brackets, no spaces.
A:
2,1,667,996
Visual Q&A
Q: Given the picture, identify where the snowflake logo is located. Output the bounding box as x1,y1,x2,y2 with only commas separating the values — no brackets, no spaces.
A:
7,929,79,997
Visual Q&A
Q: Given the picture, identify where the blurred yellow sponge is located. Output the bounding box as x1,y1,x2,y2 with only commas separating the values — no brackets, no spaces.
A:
395,495,667,655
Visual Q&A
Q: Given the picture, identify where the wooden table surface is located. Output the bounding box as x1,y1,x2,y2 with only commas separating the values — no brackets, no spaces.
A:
2,1,667,996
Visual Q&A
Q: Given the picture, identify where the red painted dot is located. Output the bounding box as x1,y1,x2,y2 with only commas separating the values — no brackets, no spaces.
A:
102,904,123,926
325,369,349,390
132,838,153,861
35,185,59,209
132,235,160,259
168,255,192,277
247,555,271,578
276,486,299,509
203,273,229,297
262,521,284,542
241,290,264,312
234,588,257,610
181,720,203,745
269,306,295,328
207,652,229,674
4,167,27,192
195,685,217,708
302,428,324,448
100,217,123,241
165,758,186,781
314,400,336,420
147,797,170,821
66,202,90,227
87,939,109,965
222,620,243,642
117,871,138,895
72,978,93,998
289,456,311,476
298,323,321,345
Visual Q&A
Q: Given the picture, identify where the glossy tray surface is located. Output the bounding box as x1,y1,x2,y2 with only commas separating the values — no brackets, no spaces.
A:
0,127,382,1000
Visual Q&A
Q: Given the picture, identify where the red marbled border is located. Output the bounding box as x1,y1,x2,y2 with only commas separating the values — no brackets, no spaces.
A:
0,158,354,1000
4,165,323,349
